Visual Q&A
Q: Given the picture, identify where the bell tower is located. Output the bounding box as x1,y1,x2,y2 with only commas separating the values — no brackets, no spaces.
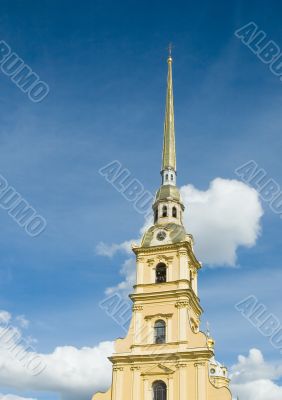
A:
92,51,232,400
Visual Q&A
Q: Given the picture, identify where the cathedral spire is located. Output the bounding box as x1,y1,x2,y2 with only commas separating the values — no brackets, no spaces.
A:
162,44,176,177
151,48,185,228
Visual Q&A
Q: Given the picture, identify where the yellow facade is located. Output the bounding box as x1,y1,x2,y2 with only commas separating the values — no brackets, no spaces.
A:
92,54,232,400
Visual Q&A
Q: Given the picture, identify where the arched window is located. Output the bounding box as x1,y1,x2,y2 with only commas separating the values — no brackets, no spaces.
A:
154,320,166,344
153,381,167,400
162,205,167,217
154,209,158,223
172,206,177,218
171,174,173,181
165,174,168,181
155,263,166,283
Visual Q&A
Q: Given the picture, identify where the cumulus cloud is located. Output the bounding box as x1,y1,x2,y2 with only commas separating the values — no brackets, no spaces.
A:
181,178,263,266
98,178,263,266
231,349,282,400
0,340,114,400
5,343,282,400
96,240,133,258
96,178,263,295
1,310,280,400
230,348,282,383
15,316,29,329
232,379,282,400
0,311,12,325
95,217,152,259
0,312,114,400
105,258,136,297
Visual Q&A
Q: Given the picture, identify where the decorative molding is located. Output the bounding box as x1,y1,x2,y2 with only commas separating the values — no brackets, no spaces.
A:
178,248,187,257
132,305,143,311
190,269,197,278
157,255,174,263
147,259,154,267
175,300,189,309
145,313,173,321
113,366,124,371
141,363,175,376
176,363,187,368
131,241,201,270
130,288,203,315
110,349,213,364
130,366,141,371
190,317,199,333
194,362,206,367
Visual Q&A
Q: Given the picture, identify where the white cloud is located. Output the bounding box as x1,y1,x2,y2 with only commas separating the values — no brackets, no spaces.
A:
0,340,114,400
96,178,263,296
0,311,12,325
105,258,136,297
0,313,114,400
0,310,281,400
230,348,282,383
15,316,29,329
96,240,133,258
232,380,282,400
95,217,152,259
230,349,282,400
181,178,263,266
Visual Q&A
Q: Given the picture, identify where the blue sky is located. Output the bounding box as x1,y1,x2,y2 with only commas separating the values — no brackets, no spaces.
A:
0,0,281,399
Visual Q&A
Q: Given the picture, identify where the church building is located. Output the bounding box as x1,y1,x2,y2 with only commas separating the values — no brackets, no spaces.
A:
93,52,232,400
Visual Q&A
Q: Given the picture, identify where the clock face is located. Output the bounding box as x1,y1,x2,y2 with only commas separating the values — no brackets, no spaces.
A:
156,230,167,241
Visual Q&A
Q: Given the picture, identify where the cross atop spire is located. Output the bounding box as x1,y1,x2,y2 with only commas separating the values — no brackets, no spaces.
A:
168,42,173,58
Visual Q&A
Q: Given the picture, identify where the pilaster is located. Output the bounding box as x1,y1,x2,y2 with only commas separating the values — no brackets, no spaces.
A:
194,362,207,400
112,367,124,400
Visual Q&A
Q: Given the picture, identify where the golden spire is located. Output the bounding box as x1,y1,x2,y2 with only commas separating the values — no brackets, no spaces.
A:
162,43,176,172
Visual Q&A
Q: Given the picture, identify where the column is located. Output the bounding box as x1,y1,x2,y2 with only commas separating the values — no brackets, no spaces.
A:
168,376,174,400
175,301,189,341
191,269,198,296
131,366,140,400
167,262,172,281
194,362,207,400
147,259,154,284
143,378,150,400
133,305,143,344
167,317,172,342
112,368,117,400
136,256,144,285
143,316,153,345
112,367,124,400
179,249,188,280
193,271,198,296
177,364,187,400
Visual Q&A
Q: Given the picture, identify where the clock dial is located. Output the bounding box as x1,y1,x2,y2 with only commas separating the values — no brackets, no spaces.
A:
156,230,167,241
